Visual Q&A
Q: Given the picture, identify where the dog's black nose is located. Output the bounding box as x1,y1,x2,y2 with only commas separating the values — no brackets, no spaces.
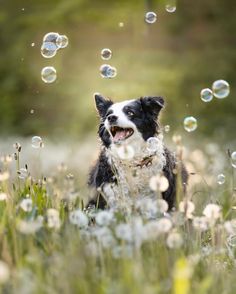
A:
107,115,118,124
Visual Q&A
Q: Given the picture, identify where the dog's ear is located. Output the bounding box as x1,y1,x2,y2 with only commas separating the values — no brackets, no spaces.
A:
140,96,164,118
94,93,113,118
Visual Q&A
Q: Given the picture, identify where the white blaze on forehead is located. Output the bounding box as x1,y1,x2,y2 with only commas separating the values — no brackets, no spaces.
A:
105,99,136,129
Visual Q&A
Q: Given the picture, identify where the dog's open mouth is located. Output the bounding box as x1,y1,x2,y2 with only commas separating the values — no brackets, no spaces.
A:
110,126,134,142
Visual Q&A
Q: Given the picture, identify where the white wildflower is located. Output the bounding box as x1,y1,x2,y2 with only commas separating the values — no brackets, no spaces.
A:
47,209,61,230
95,210,114,226
166,232,183,249
192,216,209,232
0,261,10,284
17,216,43,234
20,198,33,212
156,218,172,234
149,174,169,192
0,172,9,182
0,193,8,201
203,204,221,224
115,223,132,242
135,198,158,218
69,210,88,228
100,233,116,249
157,199,169,213
179,200,195,219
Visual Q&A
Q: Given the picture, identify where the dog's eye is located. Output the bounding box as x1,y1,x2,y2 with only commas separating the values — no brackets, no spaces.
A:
127,111,134,116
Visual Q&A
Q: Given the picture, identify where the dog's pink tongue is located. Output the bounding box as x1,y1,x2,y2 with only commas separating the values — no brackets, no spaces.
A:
114,130,126,142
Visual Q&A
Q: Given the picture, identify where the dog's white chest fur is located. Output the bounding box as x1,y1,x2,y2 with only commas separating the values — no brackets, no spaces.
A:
102,136,166,208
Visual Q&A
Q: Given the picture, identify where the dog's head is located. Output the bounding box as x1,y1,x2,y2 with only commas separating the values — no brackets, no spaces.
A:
94,93,164,148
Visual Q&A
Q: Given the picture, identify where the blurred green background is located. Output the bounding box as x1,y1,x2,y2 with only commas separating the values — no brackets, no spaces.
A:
0,0,235,142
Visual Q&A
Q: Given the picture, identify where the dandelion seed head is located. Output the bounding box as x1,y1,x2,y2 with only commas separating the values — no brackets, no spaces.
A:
156,218,172,234
192,216,209,231
166,232,183,249
203,204,221,221
69,210,88,228
20,198,33,212
179,200,195,219
95,210,114,226
149,174,169,192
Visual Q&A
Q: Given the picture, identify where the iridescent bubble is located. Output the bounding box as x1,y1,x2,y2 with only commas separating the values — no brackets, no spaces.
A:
101,48,112,60
183,116,198,132
43,32,59,45
41,66,57,83
41,42,57,58
164,125,170,133
116,145,134,160
212,79,230,99
56,35,69,48
146,137,159,152
200,88,213,102
217,173,225,185
18,168,28,180
231,151,236,168
145,12,157,24
165,0,177,13
100,64,117,79
32,136,43,148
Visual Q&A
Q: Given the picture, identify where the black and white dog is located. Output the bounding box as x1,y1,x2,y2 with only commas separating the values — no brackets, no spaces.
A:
88,94,187,210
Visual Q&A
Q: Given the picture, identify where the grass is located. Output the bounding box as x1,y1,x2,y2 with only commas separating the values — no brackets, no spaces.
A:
0,138,236,294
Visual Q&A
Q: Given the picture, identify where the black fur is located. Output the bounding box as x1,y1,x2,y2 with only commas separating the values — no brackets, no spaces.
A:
88,94,188,210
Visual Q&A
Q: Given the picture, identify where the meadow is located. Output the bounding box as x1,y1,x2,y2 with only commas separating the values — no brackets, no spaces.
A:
0,0,236,293
0,134,235,294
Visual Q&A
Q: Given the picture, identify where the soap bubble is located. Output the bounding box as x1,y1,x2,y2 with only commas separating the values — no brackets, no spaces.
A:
56,35,69,48
146,137,159,152
116,145,134,160
183,116,198,132
231,151,236,168
100,64,117,79
212,79,230,99
164,125,170,133
217,173,225,185
43,32,59,45
145,12,157,24
101,48,112,60
165,0,177,13
32,136,43,148
200,88,213,102
31,43,35,47
41,42,58,58
18,168,28,180
41,66,57,83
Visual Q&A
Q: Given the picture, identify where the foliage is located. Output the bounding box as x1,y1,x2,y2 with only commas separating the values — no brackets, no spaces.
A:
0,0,235,142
